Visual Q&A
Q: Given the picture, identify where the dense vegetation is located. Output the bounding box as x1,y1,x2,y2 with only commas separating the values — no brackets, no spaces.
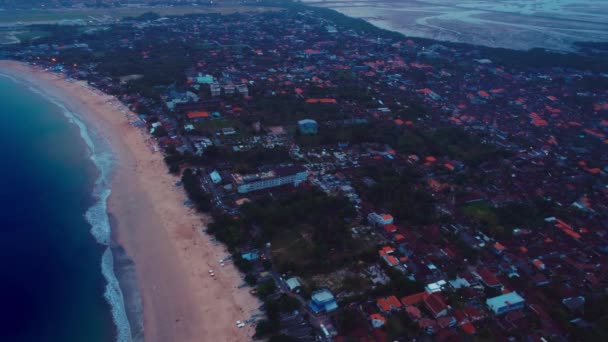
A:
181,168,212,212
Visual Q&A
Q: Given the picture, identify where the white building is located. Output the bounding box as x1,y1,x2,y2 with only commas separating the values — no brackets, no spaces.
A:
232,165,307,193
486,292,525,315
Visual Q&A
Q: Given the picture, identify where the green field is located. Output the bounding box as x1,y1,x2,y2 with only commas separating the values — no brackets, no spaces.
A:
461,200,498,225
0,5,280,24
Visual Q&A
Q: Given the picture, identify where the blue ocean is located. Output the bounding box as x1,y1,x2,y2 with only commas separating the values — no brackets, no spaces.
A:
0,75,132,341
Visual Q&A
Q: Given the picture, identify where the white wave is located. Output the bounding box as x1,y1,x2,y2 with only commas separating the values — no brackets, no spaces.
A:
3,77,135,342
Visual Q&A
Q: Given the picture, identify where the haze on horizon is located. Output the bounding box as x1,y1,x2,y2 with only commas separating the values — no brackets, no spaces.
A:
303,0,608,51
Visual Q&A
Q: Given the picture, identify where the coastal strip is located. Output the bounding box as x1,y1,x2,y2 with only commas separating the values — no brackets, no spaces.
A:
0,60,260,342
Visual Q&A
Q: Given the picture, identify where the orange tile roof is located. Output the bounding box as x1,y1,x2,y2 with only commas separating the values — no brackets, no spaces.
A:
370,313,386,323
306,98,337,104
401,292,427,306
187,111,210,119
377,296,402,311
386,255,399,266
384,224,397,233
379,246,394,256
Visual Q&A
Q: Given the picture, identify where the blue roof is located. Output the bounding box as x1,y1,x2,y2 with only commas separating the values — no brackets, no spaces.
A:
311,289,335,304
486,292,524,310
298,119,317,125
241,251,259,261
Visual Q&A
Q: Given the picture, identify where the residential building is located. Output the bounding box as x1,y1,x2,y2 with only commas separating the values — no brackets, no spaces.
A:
285,277,302,293
368,212,394,226
377,296,402,313
424,293,448,318
486,292,525,315
308,289,338,314
209,170,222,184
298,119,318,135
369,313,386,328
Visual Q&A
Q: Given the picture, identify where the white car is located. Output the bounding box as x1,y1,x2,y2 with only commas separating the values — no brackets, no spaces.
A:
236,321,245,328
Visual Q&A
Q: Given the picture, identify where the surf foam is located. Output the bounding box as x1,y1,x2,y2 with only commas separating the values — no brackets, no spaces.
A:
1,75,137,342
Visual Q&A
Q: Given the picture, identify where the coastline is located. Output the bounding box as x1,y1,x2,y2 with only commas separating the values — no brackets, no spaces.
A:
0,60,260,342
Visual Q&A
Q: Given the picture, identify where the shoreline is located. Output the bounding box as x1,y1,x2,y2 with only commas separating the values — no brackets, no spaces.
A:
0,60,260,342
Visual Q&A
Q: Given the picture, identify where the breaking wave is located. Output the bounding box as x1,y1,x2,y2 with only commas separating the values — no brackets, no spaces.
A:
4,76,136,342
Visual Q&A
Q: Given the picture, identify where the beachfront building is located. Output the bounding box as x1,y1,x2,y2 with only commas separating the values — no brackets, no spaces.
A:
486,292,525,315
298,119,318,135
308,289,338,314
231,165,308,193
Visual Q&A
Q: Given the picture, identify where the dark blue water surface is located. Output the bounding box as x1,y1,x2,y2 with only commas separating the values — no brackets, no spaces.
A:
0,76,115,342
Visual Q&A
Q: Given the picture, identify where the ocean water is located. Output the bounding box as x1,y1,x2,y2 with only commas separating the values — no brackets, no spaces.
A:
0,74,132,341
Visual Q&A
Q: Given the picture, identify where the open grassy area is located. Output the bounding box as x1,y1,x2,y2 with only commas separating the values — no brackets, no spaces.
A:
0,6,281,24
461,200,498,225
271,229,314,272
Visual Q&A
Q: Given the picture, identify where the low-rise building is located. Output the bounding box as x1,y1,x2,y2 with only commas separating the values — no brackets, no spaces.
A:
368,212,394,226
209,170,222,184
298,119,318,135
486,292,525,315
308,289,338,314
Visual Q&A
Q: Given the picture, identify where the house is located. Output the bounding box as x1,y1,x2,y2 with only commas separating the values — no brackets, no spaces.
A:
377,296,402,313
285,277,302,293
486,292,525,315
369,313,386,328
405,305,422,321
209,170,222,184
368,212,394,226
241,250,259,261
475,268,502,291
424,293,448,318
425,280,447,293
187,111,210,120
308,289,338,314
298,119,318,135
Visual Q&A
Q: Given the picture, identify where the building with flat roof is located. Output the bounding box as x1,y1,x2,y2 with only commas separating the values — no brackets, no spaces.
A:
486,292,525,315
209,170,222,184
298,119,318,135
231,165,307,193
285,277,302,293
308,289,338,314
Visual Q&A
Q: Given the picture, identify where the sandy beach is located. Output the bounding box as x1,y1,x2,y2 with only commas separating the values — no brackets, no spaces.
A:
0,60,260,342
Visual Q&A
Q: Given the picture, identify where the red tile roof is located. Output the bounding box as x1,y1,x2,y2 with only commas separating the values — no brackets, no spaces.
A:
424,293,447,317
187,111,210,119
377,296,402,312
477,268,501,287
401,292,427,306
